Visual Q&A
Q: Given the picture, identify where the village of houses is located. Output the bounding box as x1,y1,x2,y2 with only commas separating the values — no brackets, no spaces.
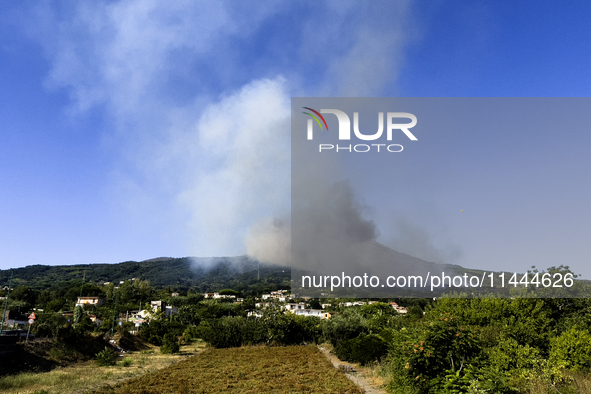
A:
89,290,406,329
3,286,408,330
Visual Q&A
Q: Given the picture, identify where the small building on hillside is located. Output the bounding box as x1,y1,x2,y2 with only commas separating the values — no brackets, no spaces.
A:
284,303,306,312
150,301,166,311
390,302,407,314
164,305,178,317
76,296,105,307
294,309,331,319
203,292,235,299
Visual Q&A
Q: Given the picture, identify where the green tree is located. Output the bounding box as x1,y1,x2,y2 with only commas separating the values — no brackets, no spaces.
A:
160,332,180,354
219,289,240,297
323,308,369,349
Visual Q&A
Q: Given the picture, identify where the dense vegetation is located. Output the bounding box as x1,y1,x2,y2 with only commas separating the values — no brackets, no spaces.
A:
0,256,290,292
3,264,591,393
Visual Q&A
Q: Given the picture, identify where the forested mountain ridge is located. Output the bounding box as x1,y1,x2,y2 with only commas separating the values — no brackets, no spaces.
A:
0,256,291,292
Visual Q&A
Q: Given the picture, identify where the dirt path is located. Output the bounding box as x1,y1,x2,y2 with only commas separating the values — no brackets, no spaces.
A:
318,346,387,394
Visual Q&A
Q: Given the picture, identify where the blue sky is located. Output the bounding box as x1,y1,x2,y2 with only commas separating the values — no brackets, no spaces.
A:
0,1,590,275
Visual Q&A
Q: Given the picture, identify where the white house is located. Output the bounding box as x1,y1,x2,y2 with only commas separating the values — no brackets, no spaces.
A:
76,296,105,307
203,292,236,299
339,301,366,307
283,303,306,311
294,309,331,319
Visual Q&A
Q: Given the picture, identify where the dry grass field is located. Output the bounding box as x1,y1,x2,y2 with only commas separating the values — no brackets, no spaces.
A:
92,345,364,394
0,341,206,394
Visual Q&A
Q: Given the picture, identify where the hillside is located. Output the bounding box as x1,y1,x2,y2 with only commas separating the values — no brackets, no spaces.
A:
0,256,291,292
2,243,584,297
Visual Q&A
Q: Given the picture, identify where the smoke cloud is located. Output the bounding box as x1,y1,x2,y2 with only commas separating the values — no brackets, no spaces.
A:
386,217,463,264
178,77,291,256
27,1,418,263
245,217,291,266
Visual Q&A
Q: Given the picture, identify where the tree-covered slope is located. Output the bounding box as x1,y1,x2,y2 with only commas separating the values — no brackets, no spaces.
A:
0,256,290,292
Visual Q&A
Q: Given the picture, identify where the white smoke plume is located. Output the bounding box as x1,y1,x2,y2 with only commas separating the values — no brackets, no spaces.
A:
245,217,291,266
180,78,291,256
26,1,417,263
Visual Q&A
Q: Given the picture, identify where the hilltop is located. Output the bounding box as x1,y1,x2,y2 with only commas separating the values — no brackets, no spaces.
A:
0,256,290,292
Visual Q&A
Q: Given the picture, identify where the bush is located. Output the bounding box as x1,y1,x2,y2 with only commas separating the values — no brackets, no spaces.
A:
476,337,546,392
335,334,388,365
199,318,244,348
406,305,424,320
184,325,202,341
323,308,369,348
33,323,54,338
198,313,319,348
121,357,133,367
550,327,591,370
385,314,482,393
160,333,180,354
361,302,400,331
335,339,354,362
96,347,116,366
140,319,185,345
49,347,65,360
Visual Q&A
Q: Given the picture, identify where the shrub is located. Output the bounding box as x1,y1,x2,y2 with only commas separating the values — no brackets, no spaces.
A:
407,306,424,320
183,325,200,342
335,334,388,365
352,334,388,365
335,338,354,362
96,347,116,366
385,314,482,393
323,308,369,348
148,335,162,346
121,357,133,367
160,333,180,354
198,313,320,348
49,347,65,360
33,323,54,338
476,337,545,392
550,327,591,370
140,319,185,345
199,318,244,348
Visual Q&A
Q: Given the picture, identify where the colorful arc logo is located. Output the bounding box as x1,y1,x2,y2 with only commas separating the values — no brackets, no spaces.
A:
302,107,328,131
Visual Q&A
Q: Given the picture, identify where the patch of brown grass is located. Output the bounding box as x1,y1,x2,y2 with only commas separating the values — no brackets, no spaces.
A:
0,340,206,394
93,346,364,394
360,361,387,388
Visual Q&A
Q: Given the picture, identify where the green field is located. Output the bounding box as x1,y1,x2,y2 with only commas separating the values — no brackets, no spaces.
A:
93,346,363,394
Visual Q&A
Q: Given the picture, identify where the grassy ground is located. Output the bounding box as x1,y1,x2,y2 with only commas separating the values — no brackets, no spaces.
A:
0,340,206,394
92,345,364,394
